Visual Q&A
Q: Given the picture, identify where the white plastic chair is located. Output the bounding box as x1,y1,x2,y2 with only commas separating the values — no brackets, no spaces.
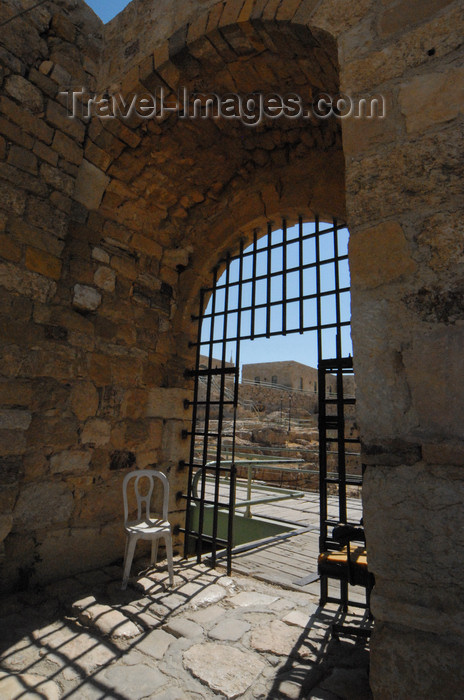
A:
121,469,174,590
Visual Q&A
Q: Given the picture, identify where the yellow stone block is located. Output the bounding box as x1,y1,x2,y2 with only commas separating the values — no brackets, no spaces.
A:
349,221,416,289
25,246,62,280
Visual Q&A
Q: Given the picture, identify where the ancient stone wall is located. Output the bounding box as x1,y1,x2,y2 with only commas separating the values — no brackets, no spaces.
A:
0,0,463,696
340,1,464,695
239,382,319,416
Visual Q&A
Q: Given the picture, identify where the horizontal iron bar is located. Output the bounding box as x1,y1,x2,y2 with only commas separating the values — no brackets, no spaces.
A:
325,596,368,609
180,530,229,546
186,367,237,377
325,477,362,485
194,321,351,346
235,492,304,508
319,357,354,369
196,286,351,321
202,251,349,294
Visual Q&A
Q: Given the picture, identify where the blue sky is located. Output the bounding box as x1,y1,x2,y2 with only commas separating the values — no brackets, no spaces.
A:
86,0,130,22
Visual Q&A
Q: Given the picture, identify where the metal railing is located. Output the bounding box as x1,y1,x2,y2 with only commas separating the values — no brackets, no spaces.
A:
192,459,309,519
192,453,363,518
241,377,318,395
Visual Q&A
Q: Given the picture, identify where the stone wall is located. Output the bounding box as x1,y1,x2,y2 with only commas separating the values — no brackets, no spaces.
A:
0,0,463,696
242,360,320,393
341,1,464,696
239,382,319,415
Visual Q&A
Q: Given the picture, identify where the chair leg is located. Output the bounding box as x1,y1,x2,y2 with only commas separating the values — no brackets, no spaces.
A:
165,532,174,587
341,579,349,613
122,535,137,590
320,575,328,606
151,538,159,566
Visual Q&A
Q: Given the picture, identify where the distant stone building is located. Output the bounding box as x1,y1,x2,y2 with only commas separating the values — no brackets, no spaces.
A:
241,359,349,395
242,360,319,393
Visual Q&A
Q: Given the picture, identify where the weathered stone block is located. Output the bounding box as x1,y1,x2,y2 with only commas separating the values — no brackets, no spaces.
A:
378,0,455,38
146,388,192,420
370,622,464,700
81,418,111,447
33,621,117,673
13,482,74,531
33,524,122,583
74,159,110,210
364,463,464,616
343,5,464,93
0,261,56,303
94,265,116,292
99,663,169,697
251,619,312,658
91,247,110,264
349,221,416,289
50,450,91,474
51,12,77,42
131,233,163,258
85,140,112,172
52,130,83,165
0,97,52,144
0,671,60,700
4,75,43,113
162,247,191,269
25,247,62,280
0,115,33,151
0,234,20,262
74,599,141,638
183,643,265,698
402,325,464,440
72,284,101,311
209,618,250,641
27,414,78,450
33,140,59,166
26,196,69,237
0,409,32,431
0,180,27,215
8,145,38,175
40,162,75,196
399,66,464,134
46,100,85,143
70,381,99,421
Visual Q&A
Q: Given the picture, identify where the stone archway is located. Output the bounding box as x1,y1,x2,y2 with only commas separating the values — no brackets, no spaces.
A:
1,0,463,696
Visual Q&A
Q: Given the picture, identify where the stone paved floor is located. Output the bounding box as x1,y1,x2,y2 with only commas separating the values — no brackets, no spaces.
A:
0,558,372,699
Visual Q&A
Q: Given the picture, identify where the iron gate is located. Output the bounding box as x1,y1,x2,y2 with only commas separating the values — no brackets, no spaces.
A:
183,216,353,574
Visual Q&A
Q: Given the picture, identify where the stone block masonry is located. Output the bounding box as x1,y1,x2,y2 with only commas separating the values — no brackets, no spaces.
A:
0,1,463,697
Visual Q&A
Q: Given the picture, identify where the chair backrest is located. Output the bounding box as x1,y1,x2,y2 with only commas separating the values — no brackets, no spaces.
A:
122,469,169,524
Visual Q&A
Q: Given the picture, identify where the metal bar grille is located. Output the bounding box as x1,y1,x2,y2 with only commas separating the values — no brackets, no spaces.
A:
184,216,357,581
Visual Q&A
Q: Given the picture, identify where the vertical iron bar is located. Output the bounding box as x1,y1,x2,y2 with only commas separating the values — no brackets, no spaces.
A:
211,257,230,566
197,270,218,563
333,219,342,360
266,222,272,338
298,216,304,334
184,289,205,558
228,240,244,574
251,230,257,340
282,218,287,335
315,216,322,362
318,364,328,548
337,363,347,524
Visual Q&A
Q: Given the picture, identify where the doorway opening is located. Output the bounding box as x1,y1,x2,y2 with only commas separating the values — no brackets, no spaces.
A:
183,216,360,603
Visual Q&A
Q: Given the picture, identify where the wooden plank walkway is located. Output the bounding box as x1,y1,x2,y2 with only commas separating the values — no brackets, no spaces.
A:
212,482,366,604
